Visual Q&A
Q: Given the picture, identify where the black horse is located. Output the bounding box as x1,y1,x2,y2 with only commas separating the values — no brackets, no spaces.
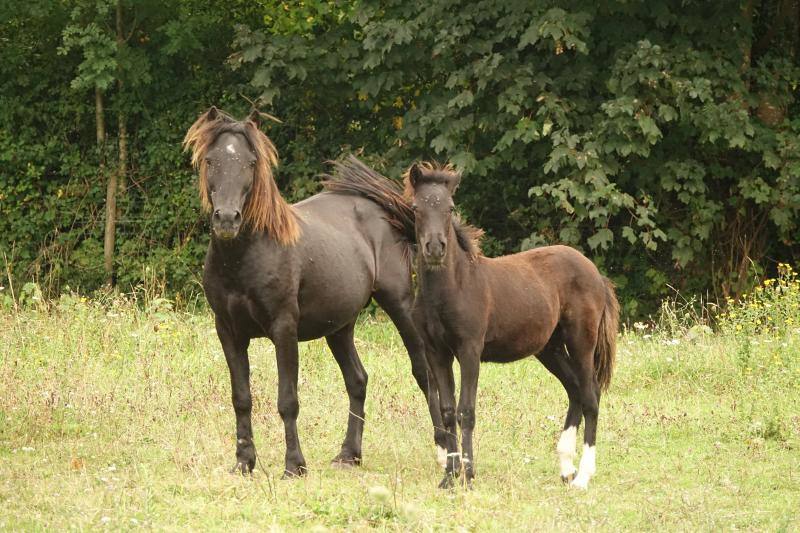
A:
183,107,443,477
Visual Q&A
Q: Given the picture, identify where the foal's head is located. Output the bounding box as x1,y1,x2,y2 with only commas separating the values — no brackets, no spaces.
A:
183,107,298,244
406,163,461,267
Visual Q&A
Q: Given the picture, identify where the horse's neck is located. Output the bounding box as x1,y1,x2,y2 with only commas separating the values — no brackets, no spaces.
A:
209,232,268,263
418,244,473,306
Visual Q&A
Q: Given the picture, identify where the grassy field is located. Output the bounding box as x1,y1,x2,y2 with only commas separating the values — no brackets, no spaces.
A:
1,290,798,531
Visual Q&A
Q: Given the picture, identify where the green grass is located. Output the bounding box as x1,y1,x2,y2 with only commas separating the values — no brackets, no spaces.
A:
1,296,798,531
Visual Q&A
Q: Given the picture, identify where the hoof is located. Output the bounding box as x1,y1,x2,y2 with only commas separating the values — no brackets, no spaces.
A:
438,473,456,490
560,470,577,484
331,455,361,469
570,475,590,490
230,461,254,476
282,464,308,479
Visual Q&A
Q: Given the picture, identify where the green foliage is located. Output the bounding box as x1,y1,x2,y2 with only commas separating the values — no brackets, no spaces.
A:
0,0,261,298
232,0,800,317
1,1,799,318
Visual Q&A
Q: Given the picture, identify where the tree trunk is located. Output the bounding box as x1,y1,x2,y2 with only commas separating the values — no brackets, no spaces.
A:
103,166,118,285
116,0,127,195
98,84,116,285
117,107,127,193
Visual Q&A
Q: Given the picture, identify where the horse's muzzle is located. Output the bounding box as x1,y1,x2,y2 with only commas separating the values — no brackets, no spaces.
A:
212,208,242,240
422,237,446,267
213,226,240,240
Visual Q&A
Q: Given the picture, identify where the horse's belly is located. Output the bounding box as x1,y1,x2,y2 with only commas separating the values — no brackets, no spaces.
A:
481,322,553,363
481,339,541,363
295,272,372,341
296,303,365,341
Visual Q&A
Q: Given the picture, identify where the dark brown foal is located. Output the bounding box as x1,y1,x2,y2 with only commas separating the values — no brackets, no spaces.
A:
407,163,618,489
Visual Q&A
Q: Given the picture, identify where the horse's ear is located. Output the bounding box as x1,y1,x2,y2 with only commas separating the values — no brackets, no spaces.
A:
248,108,261,128
207,106,219,120
408,163,422,189
449,173,462,194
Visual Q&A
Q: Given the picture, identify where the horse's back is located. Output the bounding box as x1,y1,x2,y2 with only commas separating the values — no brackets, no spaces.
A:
480,245,606,359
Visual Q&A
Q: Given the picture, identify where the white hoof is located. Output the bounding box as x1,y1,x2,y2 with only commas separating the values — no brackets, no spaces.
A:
570,475,590,490
570,445,595,490
436,445,448,468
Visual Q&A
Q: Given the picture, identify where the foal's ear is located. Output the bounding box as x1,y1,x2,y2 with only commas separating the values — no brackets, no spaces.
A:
408,163,422,189
206,106,219,120
247,108,261,128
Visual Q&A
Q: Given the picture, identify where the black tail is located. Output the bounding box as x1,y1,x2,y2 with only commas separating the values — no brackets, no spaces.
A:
321,155,416,243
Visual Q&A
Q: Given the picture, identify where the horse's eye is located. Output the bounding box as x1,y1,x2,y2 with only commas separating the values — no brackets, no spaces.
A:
248,160,256,168
411,205,418,211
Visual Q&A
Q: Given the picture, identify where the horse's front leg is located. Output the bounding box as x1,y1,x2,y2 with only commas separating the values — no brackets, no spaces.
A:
272,318,307,478
216,317,255,474
457,346,481,487
427,349,459,488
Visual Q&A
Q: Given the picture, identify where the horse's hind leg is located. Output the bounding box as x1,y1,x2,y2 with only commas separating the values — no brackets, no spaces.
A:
374,290,447,464
537,339,582,483
326,321,368,466
563,324,601,489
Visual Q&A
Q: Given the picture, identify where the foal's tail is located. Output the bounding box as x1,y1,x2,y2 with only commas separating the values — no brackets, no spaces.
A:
595,277,619,392
321,155,416,243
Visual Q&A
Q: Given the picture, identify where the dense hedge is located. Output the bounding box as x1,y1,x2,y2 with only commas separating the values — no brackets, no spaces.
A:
1,1,798,318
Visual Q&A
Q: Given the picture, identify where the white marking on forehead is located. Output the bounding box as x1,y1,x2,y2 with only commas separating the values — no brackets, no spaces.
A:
226,144,237,154
423,195,442,206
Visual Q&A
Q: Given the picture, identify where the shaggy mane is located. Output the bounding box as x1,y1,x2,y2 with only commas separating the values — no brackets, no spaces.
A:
182,108,299,245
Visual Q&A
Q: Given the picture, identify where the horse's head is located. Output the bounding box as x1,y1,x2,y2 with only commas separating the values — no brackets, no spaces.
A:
203,111,259,239
184,106,298,244
406,163,461,268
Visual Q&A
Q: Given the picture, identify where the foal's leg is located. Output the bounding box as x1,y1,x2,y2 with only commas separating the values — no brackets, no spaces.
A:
564,327,600,489
537,342,582,483
216,317,255,474
375,291,447,465
457,347,481,486
427,350,459,488
272,318,307,478
326,321,368,466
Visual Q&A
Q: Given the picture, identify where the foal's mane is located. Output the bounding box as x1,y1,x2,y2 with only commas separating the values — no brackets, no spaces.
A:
402,162,484,260
183,108,299,245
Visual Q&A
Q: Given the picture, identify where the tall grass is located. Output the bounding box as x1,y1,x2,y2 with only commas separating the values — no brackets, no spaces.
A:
0,278,798,530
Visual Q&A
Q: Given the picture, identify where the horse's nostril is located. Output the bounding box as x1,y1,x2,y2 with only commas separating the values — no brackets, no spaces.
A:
425,241,432,254
234,210,242,222
213,209,221,220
